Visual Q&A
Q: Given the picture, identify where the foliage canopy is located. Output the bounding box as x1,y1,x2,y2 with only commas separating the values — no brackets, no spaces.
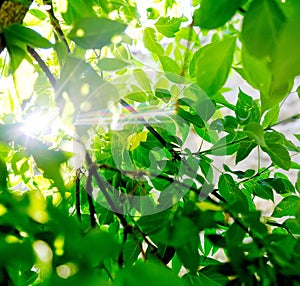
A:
0,0,300,285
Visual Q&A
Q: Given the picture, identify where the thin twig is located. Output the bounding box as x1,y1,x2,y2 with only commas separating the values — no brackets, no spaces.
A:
75,169,82,221
85,169,97,228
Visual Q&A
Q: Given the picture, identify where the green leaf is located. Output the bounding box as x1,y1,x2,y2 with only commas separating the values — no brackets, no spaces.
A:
272,196,300,217
0,156,8,191
254,180,274,201
98,58,129,71
159,56,181,75
262,143,291,170
155,17,182,37
3,24,53,49
26,140,71,191
244,122,266,147
155,88,172,103
123,236,141,267
235,89,260,125
83,229,121,265
176,239,200,273
146,7,160,20
5,44,26,74
69,17,127,49
183,272,222,286
262,105,280,127
270,16,300,102
190,37,236,95
241,0,285,59
225,223,245,247
114,261,186,286
218,174,249,212
143,27,165,56
61,0,96,24
193,0,242,29
240,48,272,98
236,139,257,164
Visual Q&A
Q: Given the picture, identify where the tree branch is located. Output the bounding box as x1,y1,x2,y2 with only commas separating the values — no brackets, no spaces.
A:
43,0,70,53
27,46,57,88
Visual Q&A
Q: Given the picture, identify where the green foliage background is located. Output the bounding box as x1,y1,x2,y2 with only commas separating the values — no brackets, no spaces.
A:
0,0,300,285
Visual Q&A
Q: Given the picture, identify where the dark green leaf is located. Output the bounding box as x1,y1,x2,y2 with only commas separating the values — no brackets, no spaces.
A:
236,139,257,164
69,17,127,49
155,88,172,103
123,236,141,267
0,156,8,191
193,0,242,29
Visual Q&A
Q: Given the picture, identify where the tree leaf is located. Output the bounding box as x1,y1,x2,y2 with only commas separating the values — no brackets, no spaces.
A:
272,196,300,217
0,156,8,191
236,139,257,164
114,261,186,286
3,24,53,49
155,17,182,38
155,88,172,103
69,17,127,49
143,27,165,56
262,143,291,170
193,0,242,29
270,16,300,102
241,0,285,59
235,89,260,125
190,37,236,95
159,55,181,75
244,122,266,147
98,58,129,71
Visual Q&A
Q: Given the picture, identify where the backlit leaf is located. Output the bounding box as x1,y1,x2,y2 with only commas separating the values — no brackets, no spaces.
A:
193,0,242,29
69,17,127,49
190,37,236,95
272,196,300,217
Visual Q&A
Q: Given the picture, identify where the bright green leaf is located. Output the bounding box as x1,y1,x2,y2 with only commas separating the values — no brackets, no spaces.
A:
155,17,182,37
272,196,300,217
244,122,266,147
69,17,127,49
241,0,285,58
193,0,242,29
190,37,236,95
98,58,129,71
143,27,165,56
